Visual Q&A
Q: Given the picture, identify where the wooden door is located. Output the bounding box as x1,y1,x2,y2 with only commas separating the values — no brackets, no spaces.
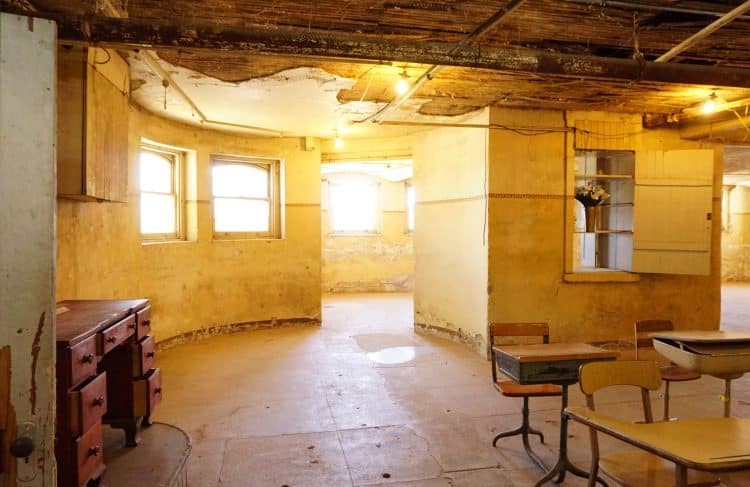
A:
0,14,57,486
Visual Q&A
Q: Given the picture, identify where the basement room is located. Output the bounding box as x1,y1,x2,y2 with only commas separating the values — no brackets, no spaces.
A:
4,1,750,486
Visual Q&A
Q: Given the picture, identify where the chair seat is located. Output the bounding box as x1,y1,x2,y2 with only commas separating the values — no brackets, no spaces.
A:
660,365,701,382
495,380,562,397
600,450,720,487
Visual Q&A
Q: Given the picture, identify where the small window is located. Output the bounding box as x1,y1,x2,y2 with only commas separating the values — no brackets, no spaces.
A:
211,156,281,238
329,179,380,234
406,183,415,232
140,146,182,240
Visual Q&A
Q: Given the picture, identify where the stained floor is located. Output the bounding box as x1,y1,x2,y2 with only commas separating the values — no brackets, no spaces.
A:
152,293,750,486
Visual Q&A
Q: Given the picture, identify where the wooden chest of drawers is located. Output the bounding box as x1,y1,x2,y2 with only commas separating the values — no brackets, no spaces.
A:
56,299,162,487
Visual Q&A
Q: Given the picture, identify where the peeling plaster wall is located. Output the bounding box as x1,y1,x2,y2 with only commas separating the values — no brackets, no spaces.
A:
56,107,322,342
412,109,490,356
321,177,414,292
723,186,750,281
487,108,722,344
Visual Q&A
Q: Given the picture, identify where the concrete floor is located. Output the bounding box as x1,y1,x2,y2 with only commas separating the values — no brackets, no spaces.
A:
152,293,750,486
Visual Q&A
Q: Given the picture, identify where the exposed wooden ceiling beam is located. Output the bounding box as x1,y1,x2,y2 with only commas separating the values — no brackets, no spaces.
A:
7,8,750,89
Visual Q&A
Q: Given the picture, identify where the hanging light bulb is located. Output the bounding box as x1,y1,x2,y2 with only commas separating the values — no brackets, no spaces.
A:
395,70,409,96
334,132,344,149
701,92,718,114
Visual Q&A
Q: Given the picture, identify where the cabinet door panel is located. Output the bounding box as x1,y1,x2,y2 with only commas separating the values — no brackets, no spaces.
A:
85,64,129,202
633,149,713,275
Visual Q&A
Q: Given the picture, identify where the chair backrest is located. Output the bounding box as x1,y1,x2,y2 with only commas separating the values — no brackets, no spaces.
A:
634,319,674,360
490,322,549,383
580,360,661,425
579,360,662,396
490,322,549,343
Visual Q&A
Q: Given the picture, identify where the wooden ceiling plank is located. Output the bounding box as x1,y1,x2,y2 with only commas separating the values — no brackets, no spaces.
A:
8,9,750,89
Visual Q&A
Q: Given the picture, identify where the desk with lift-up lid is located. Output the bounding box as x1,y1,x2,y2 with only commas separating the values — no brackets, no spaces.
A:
55,299,162,487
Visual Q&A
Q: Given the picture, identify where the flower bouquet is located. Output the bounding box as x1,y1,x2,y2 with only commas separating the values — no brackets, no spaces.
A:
575,183,610,207
575,183,610,232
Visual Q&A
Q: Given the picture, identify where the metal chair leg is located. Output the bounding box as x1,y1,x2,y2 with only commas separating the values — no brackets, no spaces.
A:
663,380,671,422
493,397,547,471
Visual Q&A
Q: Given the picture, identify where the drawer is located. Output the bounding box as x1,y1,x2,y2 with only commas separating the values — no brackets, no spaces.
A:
97,314,135,355
75,422,104,487
69,335,97,388
132,335,156,377
135,305,152,340
70,372,107,436
133,368,162,417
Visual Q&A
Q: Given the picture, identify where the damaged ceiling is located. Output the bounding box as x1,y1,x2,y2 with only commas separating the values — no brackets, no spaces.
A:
8,0,750,141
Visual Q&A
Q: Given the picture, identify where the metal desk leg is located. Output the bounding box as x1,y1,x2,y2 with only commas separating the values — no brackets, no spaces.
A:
533,384,608,487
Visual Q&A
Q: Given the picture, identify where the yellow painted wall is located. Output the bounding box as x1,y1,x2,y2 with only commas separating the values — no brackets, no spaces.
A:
723,186,750,280
487,108,722,344
321,177,414,292
412,109,489,354
56,107,322,342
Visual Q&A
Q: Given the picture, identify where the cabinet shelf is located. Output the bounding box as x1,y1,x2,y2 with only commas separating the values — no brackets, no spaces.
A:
574,173,633,180
575,230,634,235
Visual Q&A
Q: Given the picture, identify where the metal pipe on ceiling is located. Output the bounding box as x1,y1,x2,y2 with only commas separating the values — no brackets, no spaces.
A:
358,0,528,124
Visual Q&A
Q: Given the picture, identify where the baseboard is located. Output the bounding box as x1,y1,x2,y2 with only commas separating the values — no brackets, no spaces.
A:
156,317,321,350
414,322,487,358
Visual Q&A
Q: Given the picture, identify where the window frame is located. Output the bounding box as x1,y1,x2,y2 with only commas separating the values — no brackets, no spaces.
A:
327,175,382,236
139,144,184,241
210,154,282,240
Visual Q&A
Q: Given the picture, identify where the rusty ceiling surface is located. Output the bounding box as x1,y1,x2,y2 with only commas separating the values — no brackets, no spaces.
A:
11,0,750,137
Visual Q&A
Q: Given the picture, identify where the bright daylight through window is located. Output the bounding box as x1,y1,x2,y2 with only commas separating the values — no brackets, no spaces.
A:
211,157,280,238
329,180,379,233
140,147,181,239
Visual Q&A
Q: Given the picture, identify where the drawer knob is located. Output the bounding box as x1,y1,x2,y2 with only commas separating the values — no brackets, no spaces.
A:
128,322,136,329
142,319,151,326
82,353,95,364
153,387,162,395
88,445,101,457
146,351,155,358
92,396,105,407
106,336,117,343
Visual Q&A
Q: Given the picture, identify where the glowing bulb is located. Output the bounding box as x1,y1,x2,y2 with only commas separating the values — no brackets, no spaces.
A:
395,77,409,95
701,93,718,114
335,135,344,149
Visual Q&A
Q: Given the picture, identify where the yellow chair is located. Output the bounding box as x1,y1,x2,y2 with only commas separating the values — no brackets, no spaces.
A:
571,360,719,487
634,320,701,421
489,322,561,470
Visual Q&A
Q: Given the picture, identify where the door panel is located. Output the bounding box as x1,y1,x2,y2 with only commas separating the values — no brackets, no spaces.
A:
0,14,57,487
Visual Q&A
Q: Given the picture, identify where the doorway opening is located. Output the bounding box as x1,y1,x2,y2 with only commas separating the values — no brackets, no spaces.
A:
721,146,750,331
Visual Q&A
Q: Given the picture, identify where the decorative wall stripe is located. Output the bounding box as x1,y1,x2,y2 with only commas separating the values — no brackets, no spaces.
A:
488,193,567,200
416,195,486,205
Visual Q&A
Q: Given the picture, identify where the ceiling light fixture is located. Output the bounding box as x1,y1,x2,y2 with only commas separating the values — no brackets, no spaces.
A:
334,132,344,149
701,92,718,114
395,70,410,96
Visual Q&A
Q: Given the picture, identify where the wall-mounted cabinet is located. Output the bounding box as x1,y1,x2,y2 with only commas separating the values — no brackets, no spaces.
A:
57,47,129,202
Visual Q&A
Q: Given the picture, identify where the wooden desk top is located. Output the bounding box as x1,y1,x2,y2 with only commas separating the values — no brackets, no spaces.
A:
493,343,618,363
56,299,149,346
566,407,750,471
